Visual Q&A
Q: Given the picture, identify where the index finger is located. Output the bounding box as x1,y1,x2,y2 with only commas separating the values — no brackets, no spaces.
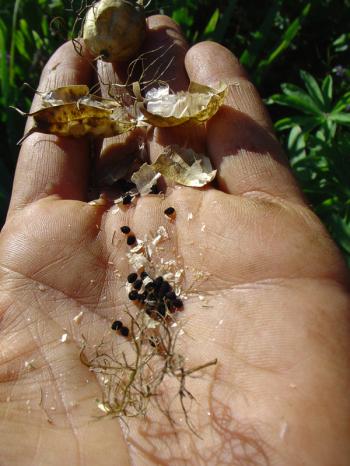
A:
185,42,305,203
8,41,94,216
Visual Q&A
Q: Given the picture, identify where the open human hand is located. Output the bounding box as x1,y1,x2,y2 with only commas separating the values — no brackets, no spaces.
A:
1,15,349,466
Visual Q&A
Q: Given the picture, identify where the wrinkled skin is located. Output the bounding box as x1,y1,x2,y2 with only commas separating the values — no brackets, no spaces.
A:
0,15,349,466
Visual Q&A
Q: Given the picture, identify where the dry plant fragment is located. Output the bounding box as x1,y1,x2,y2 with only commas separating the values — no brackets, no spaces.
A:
41,85,90,106
139,81,227,127
83,0,146,62
131,163,161,195
131,145,217,188
15,85,137,140
80,308,217,433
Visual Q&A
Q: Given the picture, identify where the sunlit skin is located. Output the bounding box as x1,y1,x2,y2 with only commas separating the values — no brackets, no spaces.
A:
1,15,350,466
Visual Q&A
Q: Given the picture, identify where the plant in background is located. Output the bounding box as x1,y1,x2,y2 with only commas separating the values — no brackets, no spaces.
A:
267,70,350,265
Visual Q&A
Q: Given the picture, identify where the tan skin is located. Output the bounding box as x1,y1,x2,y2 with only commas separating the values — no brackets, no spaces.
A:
0,15,349,466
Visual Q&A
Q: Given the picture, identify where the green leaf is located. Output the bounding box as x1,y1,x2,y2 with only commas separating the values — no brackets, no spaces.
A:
329,214,350,255
329,113,350,126
321,75,333,111
256,3,311,81
240,1,282,69
32,29,43,49
0,19,9,105
19,18,31,42
172,7,194,28
202,8,220,38
274,115,321,132
14,30,30,60
332,33,350,53
287,125,306,162
333,92,350,112
212,0,237,43
299,70,325,110
268,91,322,115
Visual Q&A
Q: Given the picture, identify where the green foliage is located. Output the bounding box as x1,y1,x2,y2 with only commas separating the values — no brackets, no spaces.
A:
0,0,349,264
267,70,350,264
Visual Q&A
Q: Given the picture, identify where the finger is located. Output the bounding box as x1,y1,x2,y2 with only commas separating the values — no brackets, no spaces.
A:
96,54,145,187
97,15,201,191
185,42,305,203
96,14,190,183
145,16,207,176
8,41,94,215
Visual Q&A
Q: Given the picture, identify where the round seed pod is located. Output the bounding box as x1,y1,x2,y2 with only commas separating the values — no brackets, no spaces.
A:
83,0,146,62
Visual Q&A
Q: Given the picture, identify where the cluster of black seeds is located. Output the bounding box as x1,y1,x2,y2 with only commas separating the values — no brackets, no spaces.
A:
111,320,129,337
120,225,136,246
113,214,183,335
127,271,183,319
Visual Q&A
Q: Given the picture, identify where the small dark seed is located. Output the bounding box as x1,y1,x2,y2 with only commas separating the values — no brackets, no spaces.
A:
128,290,139,301
150,184,159,194
157,303,166,316
120,226,131,234
165,291,177,301
122,194,132,205
145,282,155,291
127,272,138,283
140,271,148,280
164,207,175,216
137,292,146,303
133,279,142,290
111,320,122,330
158,281,171,298
120,326,129,337
127,235,136,246
173,298,183,309
112,178,136,193
153,276,163,288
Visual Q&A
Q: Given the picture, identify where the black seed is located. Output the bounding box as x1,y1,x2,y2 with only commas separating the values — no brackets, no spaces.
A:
120,326,129,337
158,281,171,298
157,303,166,316
165,291,177,301
112,178,136,193
173,298,183,309
128,290,139,301
111,320,122,330
164,207,175,216
120,226,131,234
137,292,146,303
150,184,159,194
122,194,132,205
127,272,138,283
127,235,136,246
133,279,142,290
153,276,163,288
146,294,157,304
145,282,155,291
140,271,148,280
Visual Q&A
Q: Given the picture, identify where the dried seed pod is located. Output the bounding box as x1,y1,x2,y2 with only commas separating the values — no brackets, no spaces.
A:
83,0,146,62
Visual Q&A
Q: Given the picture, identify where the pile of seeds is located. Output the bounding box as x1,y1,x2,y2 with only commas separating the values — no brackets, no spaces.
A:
112,212,184,336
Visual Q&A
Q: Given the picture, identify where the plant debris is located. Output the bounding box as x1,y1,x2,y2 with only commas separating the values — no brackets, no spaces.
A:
139,81,227,127
83,0,146,62
15,85,137,141
131,145,217,189
80,221,217,434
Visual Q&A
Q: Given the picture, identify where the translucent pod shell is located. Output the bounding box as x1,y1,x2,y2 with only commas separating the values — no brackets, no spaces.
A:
83,0,146,62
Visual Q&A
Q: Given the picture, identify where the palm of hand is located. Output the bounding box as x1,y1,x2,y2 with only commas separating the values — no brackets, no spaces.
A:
1,14,350,466
1,185,349,465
